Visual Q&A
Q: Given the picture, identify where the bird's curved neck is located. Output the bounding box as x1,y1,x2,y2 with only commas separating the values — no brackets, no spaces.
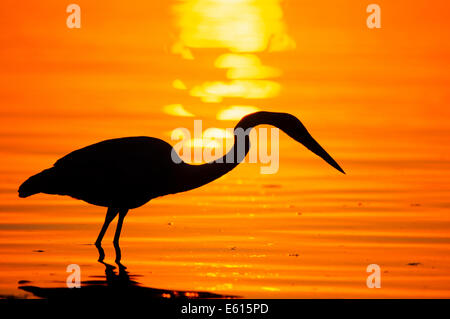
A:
180,112,272,192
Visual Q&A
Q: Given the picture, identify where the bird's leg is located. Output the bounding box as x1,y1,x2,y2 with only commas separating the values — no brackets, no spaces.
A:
113,239,126,268
96,242,106,262
113,208,129,246
95,207,119,246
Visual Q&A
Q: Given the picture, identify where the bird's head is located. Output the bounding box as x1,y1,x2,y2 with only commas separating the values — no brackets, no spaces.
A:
263,112,345,174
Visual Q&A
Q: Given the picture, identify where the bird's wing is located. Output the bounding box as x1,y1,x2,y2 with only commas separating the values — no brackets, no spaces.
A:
50,137,180,204
54,136,173,169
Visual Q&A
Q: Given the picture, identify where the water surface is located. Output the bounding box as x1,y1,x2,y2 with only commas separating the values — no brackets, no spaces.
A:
0,0,449,298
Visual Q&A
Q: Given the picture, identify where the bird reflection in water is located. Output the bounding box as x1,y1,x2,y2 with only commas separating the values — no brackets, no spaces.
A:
19,243,235,301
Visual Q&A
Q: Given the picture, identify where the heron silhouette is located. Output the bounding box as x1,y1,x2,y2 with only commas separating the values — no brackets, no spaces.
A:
18,111,344,247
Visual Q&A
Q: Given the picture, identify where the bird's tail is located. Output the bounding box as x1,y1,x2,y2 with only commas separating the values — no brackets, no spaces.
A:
18,168,56,198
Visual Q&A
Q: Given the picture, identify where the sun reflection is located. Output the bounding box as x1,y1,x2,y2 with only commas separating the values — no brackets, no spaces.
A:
172,79,188,90
262,286,281,292
217,105,261,120
168,0,294,154
204,127,234,139
190,80,281,102
172,0,295,53
163,104,195,117
170,126,233,163
215,53,282,80
215,53,260,68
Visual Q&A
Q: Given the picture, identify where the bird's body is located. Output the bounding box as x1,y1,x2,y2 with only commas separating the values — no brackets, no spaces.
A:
19,137,188,209
18,111,344,246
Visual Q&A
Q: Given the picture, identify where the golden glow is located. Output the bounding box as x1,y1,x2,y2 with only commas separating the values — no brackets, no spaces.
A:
171,41,194,60
171,128,189,140
217,105,261,120
170,128,229,153
172,0,289,106
163,104,194,117
204,128,234,140
190,80,281,102
215,54,260,69
172,0,295,52
172,79,188,90
215,53,282,79
227,65,282,80
262,286,281,292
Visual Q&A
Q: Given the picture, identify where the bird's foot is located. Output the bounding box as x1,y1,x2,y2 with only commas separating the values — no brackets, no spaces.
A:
116,260,127,270
95,242,106,262
113,240,122,264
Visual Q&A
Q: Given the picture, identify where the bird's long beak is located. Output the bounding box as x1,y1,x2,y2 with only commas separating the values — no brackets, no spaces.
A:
301,135,345,174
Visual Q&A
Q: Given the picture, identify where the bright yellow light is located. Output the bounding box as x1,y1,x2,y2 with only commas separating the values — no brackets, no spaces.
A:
163,104,194,117
203,128,234,139
217,105,261,120
171,128,188,140
268,33,296,52
172,0,291,107
173,0,295,52
215,54,260,68
227,65,281,79
172,79,187,90
170,128,231,152
171,41,194,60
190,80,281,102
215,53,282,79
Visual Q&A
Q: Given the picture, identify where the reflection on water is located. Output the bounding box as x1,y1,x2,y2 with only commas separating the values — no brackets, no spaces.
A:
163,103,195,117
167,0,294,159
19,244,235,301
1,0,450,299
171,0,294,103
172,0,295,53
215,53,282,80
216,105,261,121
190,79,281,102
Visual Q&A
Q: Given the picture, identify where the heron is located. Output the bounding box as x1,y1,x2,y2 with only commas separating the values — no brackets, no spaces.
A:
18,111,344,247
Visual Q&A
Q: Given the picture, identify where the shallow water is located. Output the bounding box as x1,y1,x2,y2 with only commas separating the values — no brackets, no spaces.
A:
1,1,450,298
